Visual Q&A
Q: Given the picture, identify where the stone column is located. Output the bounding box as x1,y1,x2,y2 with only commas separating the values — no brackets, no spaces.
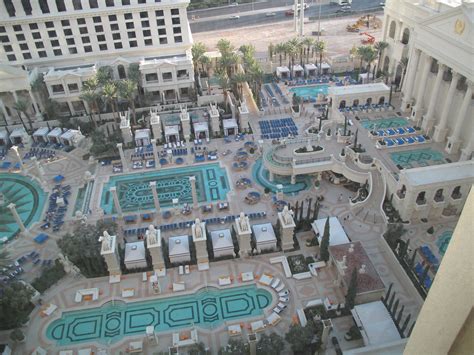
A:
117,143,129,172
11,91,19,103
235,213,252,256
8,203,28,234
445,82,472,155
422,63,445,132
290,175,296,185
11,146,23,171
110,186,122,217
66,101,75,116
29,90,42,119
146,226,165,272
151,139,159,168
460,136,474,161
412,53,431,123
278,206,296,251
192,219,208,265
189,176,198,209
0,97,11,124
433,72,461,142
30,156,47,187
149,181,161,214
99,233,121,277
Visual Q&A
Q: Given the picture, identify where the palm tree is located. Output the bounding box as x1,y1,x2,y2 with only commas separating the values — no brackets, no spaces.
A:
96,66,113,86
118,79,138,125
239,44,255,58
268,42,275,60
13,99,33,132
399,57,409,88
314,41,327,74
102,81,119,121
296,39,305,66
231,72,248,101
275,43,286,66
219,52,239,78
248,63,264,105
217,71,231,106
82,77,100,92
362,46,378,82
302,37,315,64
80,89,100,127
217,39,233,56
286,40,299,79
191,42,206,71
356,46,370,77
374,41,389,73
199,55,211,77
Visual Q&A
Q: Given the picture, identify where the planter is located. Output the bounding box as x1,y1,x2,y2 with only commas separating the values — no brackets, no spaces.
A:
325,134,332,141
291,106,300,118
339,153,346,162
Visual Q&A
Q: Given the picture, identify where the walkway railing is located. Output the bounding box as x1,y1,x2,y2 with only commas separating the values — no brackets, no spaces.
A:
294,156,332,166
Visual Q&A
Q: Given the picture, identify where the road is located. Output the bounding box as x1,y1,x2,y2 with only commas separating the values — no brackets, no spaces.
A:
189,0,383,33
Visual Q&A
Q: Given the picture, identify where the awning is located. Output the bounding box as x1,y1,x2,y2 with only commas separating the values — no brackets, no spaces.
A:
53,175,65,182
124,215,137,222
34,233,49,244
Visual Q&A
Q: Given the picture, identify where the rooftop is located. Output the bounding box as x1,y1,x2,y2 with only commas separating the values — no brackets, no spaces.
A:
252,223,277,243
168,235,190,257
401,160,474,186
328,83,390,96
312,217,350,246
124,241,146,262
210,229,234,251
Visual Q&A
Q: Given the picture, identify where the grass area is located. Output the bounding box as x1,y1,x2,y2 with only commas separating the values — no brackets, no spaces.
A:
287,254,310,274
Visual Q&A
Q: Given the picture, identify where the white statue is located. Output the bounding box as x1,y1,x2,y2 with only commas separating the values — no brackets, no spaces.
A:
146,224,158,245
282,205,293,225
98,231,112,252
239,212,249,232
194,218,202,238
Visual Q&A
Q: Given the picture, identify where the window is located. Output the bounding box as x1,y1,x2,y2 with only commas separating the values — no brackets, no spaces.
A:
144,38,153,45
82,36,90,43
95,25,103,32
109,15,117,21
53,49,62,56
93,16,101,23
389,21,396,39
79,27,88,34
171,8,179,15
142,20,149,27
126,22,134,29
77,18,86,25
61,19,70,26
159,38,167,45
21,0,32,15
158,28,166,35
72,0,82,10
0,27,5,33
64,29,73,36
38,51,47,58
52,84,64,93
112,33,121,40
177,69,187,78
172,17,180,25
174,36,182,43
0,35,10,43
129,40,137,47
128,32,136,38
84,45,92,52
89,0,98,8
173,27,181,34
23,52,32,59
3,45,12,52
20,43,28,50
114,42,123,49
4,0,16,17
16,34,26,41
99,43,107,51
145,73,158,82
39,0,50,13
117,65,126,78
122,0,130,4
124,13,132,20
48,30,57,38
32,32,41,39
106,0,114,7
157,19,165,26
69,47,78,54
162,72,172,81
68,83,79,92
35,42,44,48
110,24,119,31
56,0,66,12
29,24,38,30
138,0,145,3
66,38,75,45
140,11,148,18
143,29,151,37
51,40,59,46
13,25,22,31
97,34,105,41
7,54,16,61
155,10,164,16
46,22,55,28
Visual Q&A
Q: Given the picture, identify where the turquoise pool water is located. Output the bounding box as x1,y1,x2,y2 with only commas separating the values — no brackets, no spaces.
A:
0,173,47,243
46,285,272,346
100,163,230,213
390,148,444,169
436,231,452,256
361,117,409,130
289,85,329,98
252,158,310,194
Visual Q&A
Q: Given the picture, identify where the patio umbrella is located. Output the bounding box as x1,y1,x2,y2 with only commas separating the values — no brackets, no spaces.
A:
53,175,65,182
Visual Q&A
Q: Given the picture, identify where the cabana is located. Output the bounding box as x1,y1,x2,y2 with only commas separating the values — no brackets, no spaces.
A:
317,62,331,75
134,129,151,146
164,125,180,143
193,121,209,140
292,64,304,78
223,118,238,136
252,223,277,253
33,127,50,144
47,127,63,144
276,66,290,79
9,127,29,145
168,235,190,263
210,229,234,258
60,129,84,146
0,130,8,146
124,241,147,270
304,63,317,77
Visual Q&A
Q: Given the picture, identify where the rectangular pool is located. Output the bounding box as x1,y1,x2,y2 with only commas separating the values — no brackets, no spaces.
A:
289,85,329,98
361,117,409,130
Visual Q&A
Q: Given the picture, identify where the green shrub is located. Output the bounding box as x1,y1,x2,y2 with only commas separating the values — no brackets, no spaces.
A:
31,260,66,293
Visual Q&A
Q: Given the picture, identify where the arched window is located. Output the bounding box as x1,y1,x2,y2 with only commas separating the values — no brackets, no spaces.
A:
416,191,426,204
383,56,390,74
118,65,126,79
401,28,410,44
451,186,462,199
339,100,346,109
378,96,385,104
434,188,444,202
394,64,403,86
389,21,397,39
352,99,359,107
366,97,372,105
430,59,438,74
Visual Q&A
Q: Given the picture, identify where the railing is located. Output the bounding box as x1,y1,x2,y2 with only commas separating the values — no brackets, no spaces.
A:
177,75,189,81
294,156,332,166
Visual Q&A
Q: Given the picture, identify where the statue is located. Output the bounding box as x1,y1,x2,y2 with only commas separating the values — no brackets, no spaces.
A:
282,205,293,225
194,218,202,238
239,212,249,232
98,231,112,252
146,224,158,245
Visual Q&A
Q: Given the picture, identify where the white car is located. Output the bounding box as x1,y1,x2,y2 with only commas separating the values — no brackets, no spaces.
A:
229,15,240,19
266,12,276,17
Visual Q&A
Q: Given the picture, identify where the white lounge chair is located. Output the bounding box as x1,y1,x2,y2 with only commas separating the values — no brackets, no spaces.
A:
271,278,281,289
279,296,289,303
278,290,289,297
275,284,285,292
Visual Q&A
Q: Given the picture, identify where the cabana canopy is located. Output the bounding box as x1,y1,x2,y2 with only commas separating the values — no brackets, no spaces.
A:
134,129,151,146
33,127,50,138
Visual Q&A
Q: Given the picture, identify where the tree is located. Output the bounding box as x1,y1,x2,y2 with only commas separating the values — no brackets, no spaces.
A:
257,332,284,355
374,41,389,73
217,71,231,103
0,282,34,330
275,43,286,66
118,79,138,125
314,41,327,74
218,338,248,355
217,39,233,56
302,37,315,64
189,342,207,355
319,217,330,262
345,268,358,310
231,72,248,101
383,223,406,249
96,66,113,86
286,39,299,79
102,81,119,121
80,89,101,127
10,328,25,343
13,99,33,131
285,322,320,353
127,63,141,84
192,42,207,69
199,55,211,77
90,130,121,157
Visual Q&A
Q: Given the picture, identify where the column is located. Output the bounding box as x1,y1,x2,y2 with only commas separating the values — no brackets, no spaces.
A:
67,101,75,116
412,53,432,123
149,181,161,214
401,48,421,109
151,139,160,168
99,233,121,277
11,91,18,103
31,156,47,187
446,82,472,154
8,203,28,235
433,72,460,142
189,176,198,209
110,187,123,217
117,143,129,172
146,226,165,272
291,175,296,185
0,97,11,124
29,90,42,119
11,146,23,170
422,63,445,132
460,136,474,161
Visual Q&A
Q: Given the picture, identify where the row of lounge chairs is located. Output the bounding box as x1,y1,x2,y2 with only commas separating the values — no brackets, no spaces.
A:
23,148,56,160
378,135,429,148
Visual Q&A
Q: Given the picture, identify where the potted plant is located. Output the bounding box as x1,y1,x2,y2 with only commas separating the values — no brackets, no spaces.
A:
427,226,434,235
315,180,320,190
325,128,332,141
10,329,25,343
264,187,271,196
339,148,346,161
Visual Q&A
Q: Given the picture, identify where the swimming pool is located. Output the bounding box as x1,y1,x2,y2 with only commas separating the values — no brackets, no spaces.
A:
0,173,47,243
100,163,230,213
390,148,444,169
289,85,329,98
46,285,272,346
436,231,452,256
361,117,409,130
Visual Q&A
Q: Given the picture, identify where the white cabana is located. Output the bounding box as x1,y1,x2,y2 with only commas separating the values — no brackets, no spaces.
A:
304,63,317,76
210,229,234,258
124,241,147,270
0,130,8,146
266,312,282,326
252,223,277,252
47,127,63,144
33,127,50,144
164,125,180,143
317,62,331,75
60,129,84,146
292,64,304,78
311,217,350,246
134,128,151,146
10,127,30,145
223,118,238,136
168,235,190,263
250,320,266,332
193,121,209,140
276,66,290,79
